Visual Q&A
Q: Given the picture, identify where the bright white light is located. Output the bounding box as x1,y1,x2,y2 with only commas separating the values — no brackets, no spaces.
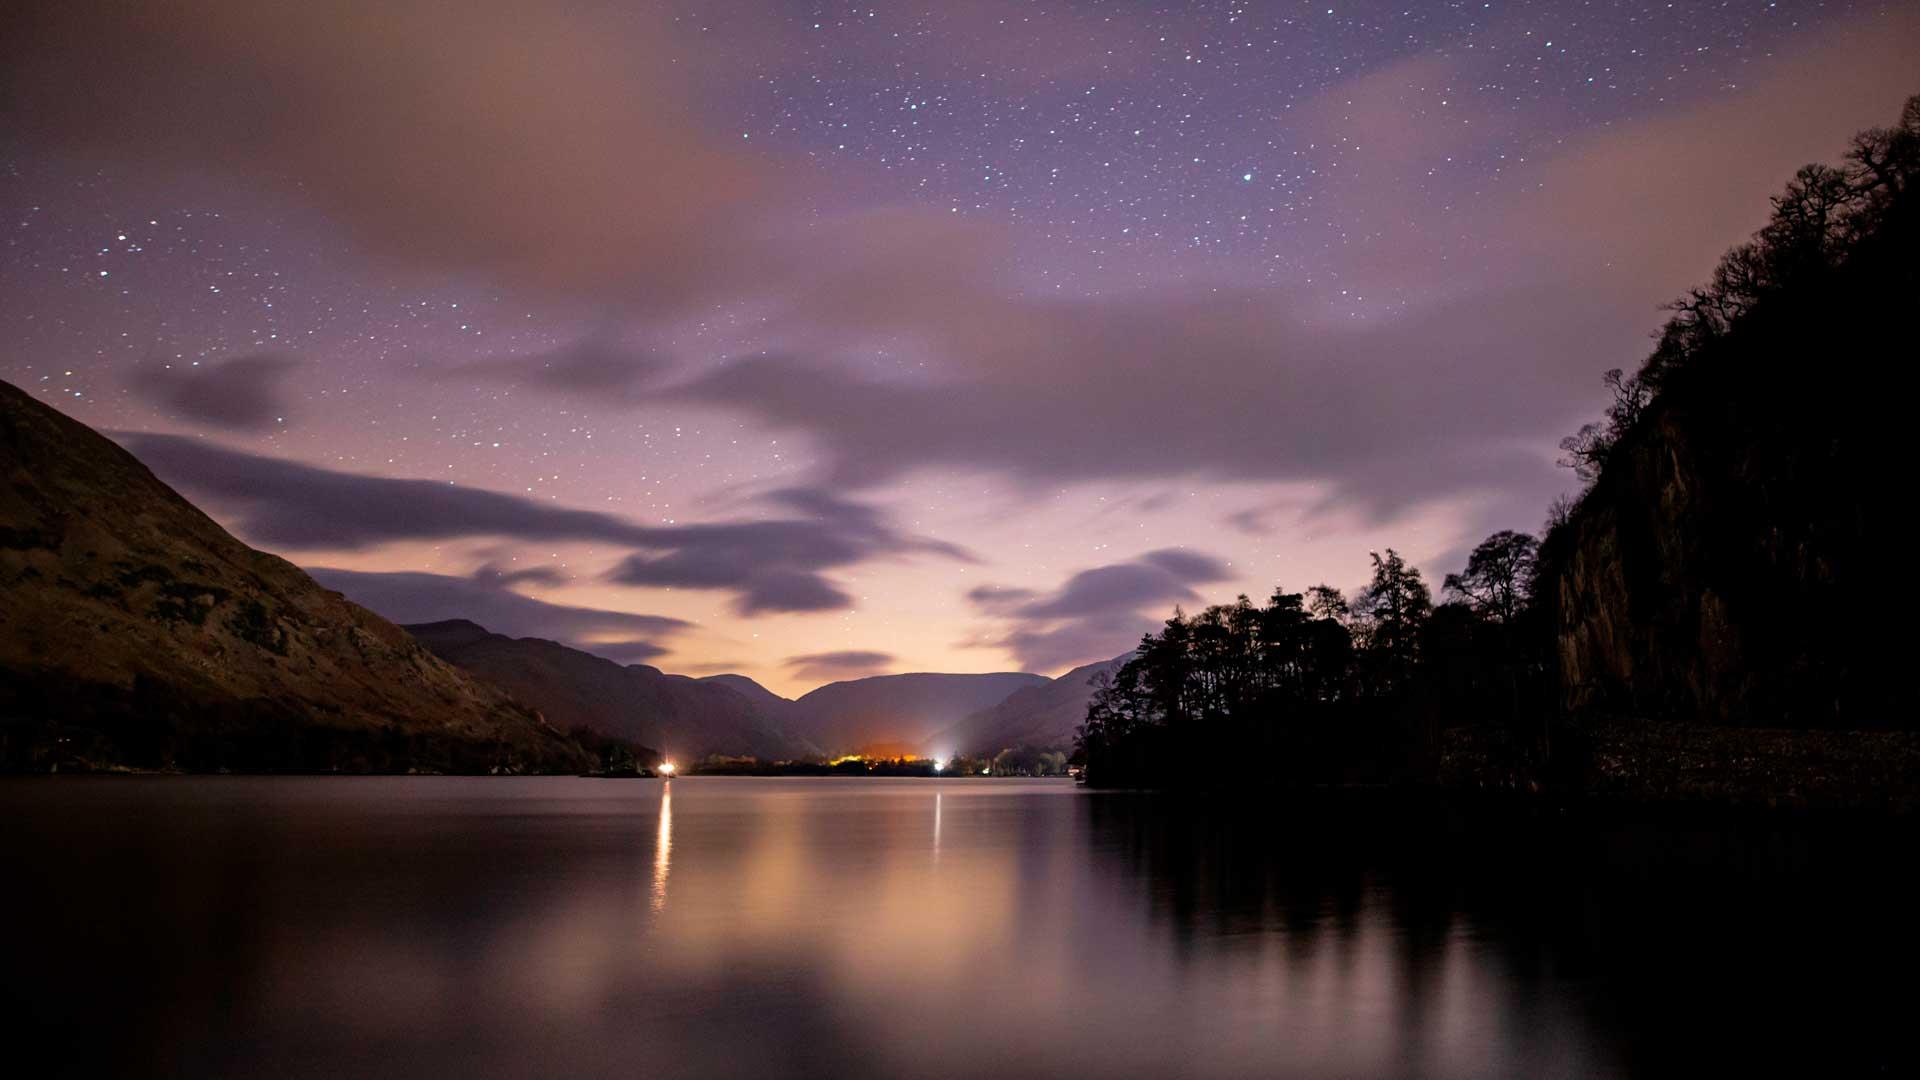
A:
657,760,677,777
932,758,946,773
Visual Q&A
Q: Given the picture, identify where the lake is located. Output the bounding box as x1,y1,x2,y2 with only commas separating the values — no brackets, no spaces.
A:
2,777,1912,1077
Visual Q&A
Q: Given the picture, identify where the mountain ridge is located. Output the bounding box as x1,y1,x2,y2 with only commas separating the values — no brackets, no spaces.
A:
928,653,1133,758
405,620,814,761
400,620,1064,761
782,671,1051,754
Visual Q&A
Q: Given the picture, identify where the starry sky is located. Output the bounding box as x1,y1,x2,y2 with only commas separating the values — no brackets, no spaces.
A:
3,1,1915,694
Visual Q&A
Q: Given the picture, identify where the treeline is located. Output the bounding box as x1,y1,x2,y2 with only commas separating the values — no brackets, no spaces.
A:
1077,95,1918,787
1551,96,1912,484
1556,95,1918,486
1077,538,1551,787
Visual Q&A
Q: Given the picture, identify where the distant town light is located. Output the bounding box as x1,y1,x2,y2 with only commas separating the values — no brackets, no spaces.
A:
657,760,677,777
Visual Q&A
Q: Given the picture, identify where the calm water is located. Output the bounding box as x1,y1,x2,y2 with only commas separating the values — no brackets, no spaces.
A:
2,777,1913,1077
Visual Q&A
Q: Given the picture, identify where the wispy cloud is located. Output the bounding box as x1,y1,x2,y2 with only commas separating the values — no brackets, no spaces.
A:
123,435,968,615
970,548,1232,671
784,650,895,682
126,354,298,432
310,566,690,663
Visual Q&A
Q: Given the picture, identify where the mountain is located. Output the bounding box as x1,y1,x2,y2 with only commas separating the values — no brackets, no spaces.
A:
784,672,1049,755
699,673,794,714
407,621,814,761
0,379,590,774
928,653,1133,758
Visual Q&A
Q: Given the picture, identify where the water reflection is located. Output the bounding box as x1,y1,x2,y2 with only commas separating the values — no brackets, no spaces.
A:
651,779,672,912
0,778,1912,1078
1079,791,1920,1077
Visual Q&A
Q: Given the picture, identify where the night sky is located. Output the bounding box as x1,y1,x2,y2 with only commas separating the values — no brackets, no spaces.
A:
3,1,1914,693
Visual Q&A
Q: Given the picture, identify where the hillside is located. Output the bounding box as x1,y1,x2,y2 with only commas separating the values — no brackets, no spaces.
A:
929,653,1132,758
0,380,591,773
1543,100,1913,731
408,620,814,761
785,672,1049,755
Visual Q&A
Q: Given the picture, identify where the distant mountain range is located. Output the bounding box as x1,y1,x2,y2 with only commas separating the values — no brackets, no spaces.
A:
407,621,1067,760
406,619,814,762
928,653,1133,759
0,379,590,774
781,671,1050,754
0,377,1116,771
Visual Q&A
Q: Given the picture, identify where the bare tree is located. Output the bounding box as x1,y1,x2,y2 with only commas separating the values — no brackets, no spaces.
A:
1558,368,1650,482
1444,531,1539,625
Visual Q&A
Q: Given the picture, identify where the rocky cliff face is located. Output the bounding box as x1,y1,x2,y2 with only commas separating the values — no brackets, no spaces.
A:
0,380,591,773
1546,98,1913,736
1547,309,1891,730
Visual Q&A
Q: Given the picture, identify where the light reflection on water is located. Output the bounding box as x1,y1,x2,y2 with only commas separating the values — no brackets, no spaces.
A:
0,777,1912,1078
651,779,672,913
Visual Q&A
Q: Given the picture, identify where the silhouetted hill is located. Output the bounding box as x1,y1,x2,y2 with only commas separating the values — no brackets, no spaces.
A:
699,673,794,714
929,653,1132,758
0,380,590,774
786,672,1049,754
408,621,814,760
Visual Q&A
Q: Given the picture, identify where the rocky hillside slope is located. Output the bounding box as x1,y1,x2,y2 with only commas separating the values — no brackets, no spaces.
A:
0,380,590,773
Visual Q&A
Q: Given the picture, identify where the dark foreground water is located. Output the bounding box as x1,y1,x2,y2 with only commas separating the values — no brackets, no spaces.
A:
2,777,1914,1078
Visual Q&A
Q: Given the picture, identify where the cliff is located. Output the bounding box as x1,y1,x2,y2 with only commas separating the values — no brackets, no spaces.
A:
1546,199,1907,731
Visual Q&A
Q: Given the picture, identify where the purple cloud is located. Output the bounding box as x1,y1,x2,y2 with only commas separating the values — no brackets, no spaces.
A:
590,640,672,664
970,548,1231,671
308,566,688,663
455,337,667,405
13,0,1918,532
784,650,895,682
121,436,968,616
126,354,298,432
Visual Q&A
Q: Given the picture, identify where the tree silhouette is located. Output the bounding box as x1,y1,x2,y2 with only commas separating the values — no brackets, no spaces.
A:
1444,531,1539,625
1571,93,1920,421
1305,583,1350,623
1356,549,1431,693
1557,369,1652,482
